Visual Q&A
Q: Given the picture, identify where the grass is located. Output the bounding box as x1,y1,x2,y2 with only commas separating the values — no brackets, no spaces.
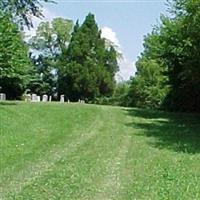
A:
0,101,200,199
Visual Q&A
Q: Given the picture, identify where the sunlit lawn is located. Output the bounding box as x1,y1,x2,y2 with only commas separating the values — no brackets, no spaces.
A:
1,101,200,199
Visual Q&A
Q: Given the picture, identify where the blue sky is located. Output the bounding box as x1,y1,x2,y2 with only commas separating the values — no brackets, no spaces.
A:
28,0,167,80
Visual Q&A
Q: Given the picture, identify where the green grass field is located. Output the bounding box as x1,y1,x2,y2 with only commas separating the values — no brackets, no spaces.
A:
1,102,200,200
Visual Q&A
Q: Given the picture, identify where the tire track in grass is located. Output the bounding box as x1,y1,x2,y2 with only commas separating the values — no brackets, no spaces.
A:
47,107,129,200
13,117,124,200
0,112,104,199
93,135,131,200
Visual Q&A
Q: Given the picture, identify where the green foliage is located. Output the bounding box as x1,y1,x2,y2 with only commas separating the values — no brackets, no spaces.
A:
130,0,200,112
0,13,30,99
91,81,132,106
0,0,53,28
28,18,73,96
29,18,73,57
28,14,118,101
161,0,200,112
129,58,169,109
110,81,132,106
58,13,119,101
0,0,53,99
27,55,57,96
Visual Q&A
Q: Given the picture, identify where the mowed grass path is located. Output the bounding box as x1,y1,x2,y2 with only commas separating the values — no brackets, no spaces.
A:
1,102,200,199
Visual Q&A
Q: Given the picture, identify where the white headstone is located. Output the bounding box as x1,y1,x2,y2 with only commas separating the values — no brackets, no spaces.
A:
60,95,64,103
42,95,48,102
79,100,85,103
31,94,37,102
67,99,70,103
0,93,6,101
37,96,41,102
49,96,52,102
24,94,31,102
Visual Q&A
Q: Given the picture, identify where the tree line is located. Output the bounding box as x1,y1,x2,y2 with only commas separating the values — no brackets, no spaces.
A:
0,1,119,101
125,0,200,112
92,0,200,113
1,0,200,112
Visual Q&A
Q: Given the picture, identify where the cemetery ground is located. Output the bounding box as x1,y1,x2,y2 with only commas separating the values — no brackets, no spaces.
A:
1,102,200,200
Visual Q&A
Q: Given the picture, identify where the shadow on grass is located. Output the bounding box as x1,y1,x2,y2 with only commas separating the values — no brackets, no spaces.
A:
124,108,200,154
0,101,18,106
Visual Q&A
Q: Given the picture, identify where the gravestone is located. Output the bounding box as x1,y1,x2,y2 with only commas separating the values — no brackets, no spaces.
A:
67,99,70,103
60,95,65,103
0,93,6,101
37,96,41,102
24,94,31,102
31,94,37,102
49,96,52,102
42,95,48,102
79,100,85,104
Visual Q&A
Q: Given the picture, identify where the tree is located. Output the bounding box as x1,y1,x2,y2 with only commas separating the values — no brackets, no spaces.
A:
0,0,53,28
27,55,56,96
0,13,30,99
0,0,54,99
161,0,200,112
29,18,73,58
129,0,200,112
127,27,169,109
58,13,119,101
28,18,73,96
128,58,168,109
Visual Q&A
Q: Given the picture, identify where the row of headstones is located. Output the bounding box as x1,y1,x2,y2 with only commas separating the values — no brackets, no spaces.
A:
78,99,85,103
24,94,50,102
0,93,6,101
25,94,57,102
26,94,85,103
0,93,85,103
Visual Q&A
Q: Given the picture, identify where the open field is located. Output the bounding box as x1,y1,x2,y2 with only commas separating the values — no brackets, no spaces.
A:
0,102,200,199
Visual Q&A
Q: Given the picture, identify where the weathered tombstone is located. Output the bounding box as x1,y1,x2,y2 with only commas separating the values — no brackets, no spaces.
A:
78,99,81,103
60,95,64,103
80,100,85,104
0,93,6,101
24,94,31,102
49,96,52,102
42,95,48,102
37,96,41,102
31,94,37,102
67,99,70,103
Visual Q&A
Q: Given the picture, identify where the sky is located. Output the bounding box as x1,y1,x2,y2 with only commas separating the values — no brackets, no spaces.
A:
26,0,167,81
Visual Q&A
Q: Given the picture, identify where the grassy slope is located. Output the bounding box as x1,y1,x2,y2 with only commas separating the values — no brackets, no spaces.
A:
0,102,200,200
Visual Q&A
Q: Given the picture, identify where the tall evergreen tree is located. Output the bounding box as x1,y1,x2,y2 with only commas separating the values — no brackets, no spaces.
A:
58,13,119,101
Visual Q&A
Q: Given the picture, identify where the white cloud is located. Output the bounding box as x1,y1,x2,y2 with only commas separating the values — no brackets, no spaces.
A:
42,7,57,21
101,26,136,81
101,26,120,47
116,58,136,82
